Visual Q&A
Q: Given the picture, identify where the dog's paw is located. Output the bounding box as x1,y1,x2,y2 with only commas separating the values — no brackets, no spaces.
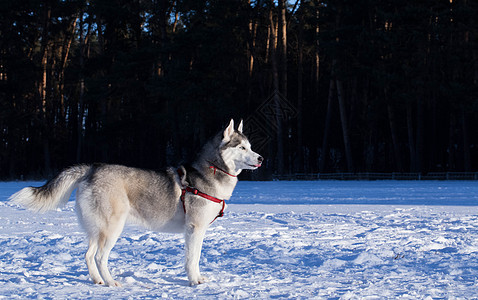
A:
106,280,123,287
189,276,209,286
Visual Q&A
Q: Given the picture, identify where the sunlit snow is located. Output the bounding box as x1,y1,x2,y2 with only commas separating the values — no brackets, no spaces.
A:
1,180,477,299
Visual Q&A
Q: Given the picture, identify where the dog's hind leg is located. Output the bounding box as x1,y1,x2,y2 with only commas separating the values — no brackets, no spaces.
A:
76,190,106,285
95,213,127,287
85,237,104,284
184,224,208,285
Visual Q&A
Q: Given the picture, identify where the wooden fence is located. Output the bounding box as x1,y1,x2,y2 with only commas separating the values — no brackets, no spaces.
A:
272,172,478,181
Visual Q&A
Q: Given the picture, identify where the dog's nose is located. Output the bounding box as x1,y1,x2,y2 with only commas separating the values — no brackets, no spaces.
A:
258,156,264,163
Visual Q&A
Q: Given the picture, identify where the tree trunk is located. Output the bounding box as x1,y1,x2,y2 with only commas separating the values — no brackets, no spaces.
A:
333,3,353,173
336,79,353,172
296,5,304,172
76,13,91,163
406,102,416,172
269,1,284,174
461,106,471,171
265,7,271,64
448,112,456,171
387,104,404,172
172,11,179,33
39,3,52,176
247,0,258,105
97,16,104,51
279,0,287,99
248,21,256,77
319,79,335,173
156,0,170,77
315,7,320,97
247,3,257,78
279,0,288,174
59,15,78,124
415,97,424,172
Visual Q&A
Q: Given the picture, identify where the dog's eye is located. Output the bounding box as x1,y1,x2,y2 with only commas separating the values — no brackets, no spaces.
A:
239,146,246,150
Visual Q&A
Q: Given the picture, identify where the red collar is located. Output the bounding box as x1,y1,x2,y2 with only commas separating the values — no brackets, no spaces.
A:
208,161,237,177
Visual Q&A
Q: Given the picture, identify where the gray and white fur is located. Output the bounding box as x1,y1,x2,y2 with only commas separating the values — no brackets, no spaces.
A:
9,119,263,287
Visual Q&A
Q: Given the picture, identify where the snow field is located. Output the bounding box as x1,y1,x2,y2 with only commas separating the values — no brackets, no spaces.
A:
1,181,478,299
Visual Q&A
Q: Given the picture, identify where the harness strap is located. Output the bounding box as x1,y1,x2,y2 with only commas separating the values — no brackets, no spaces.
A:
184,186,223,203
180,189,187,214
179,186,225,224
177,167,226,224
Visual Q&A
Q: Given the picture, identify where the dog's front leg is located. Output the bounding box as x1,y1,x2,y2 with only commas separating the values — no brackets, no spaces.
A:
184,223,208,285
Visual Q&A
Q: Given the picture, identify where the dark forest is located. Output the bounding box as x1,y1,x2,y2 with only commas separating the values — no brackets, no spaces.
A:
1,0,477,179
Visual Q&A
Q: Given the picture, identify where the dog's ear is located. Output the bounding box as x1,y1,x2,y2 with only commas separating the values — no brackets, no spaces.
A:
223,119,234,142
237,119,243,133
177,166,188,187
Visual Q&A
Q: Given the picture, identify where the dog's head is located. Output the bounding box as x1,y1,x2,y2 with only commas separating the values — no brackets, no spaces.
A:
220,119,263,171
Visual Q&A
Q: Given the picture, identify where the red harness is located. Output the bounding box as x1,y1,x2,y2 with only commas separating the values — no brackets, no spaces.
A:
180,187,226,224
178,164,235,224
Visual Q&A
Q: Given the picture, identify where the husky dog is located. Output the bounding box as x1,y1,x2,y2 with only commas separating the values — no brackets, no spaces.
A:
9,119,263,287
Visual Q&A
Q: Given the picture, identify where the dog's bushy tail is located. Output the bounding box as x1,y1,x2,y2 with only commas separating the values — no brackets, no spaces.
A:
9,165,91,212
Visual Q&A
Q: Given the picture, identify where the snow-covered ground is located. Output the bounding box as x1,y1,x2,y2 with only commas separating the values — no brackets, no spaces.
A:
1,180,478,299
